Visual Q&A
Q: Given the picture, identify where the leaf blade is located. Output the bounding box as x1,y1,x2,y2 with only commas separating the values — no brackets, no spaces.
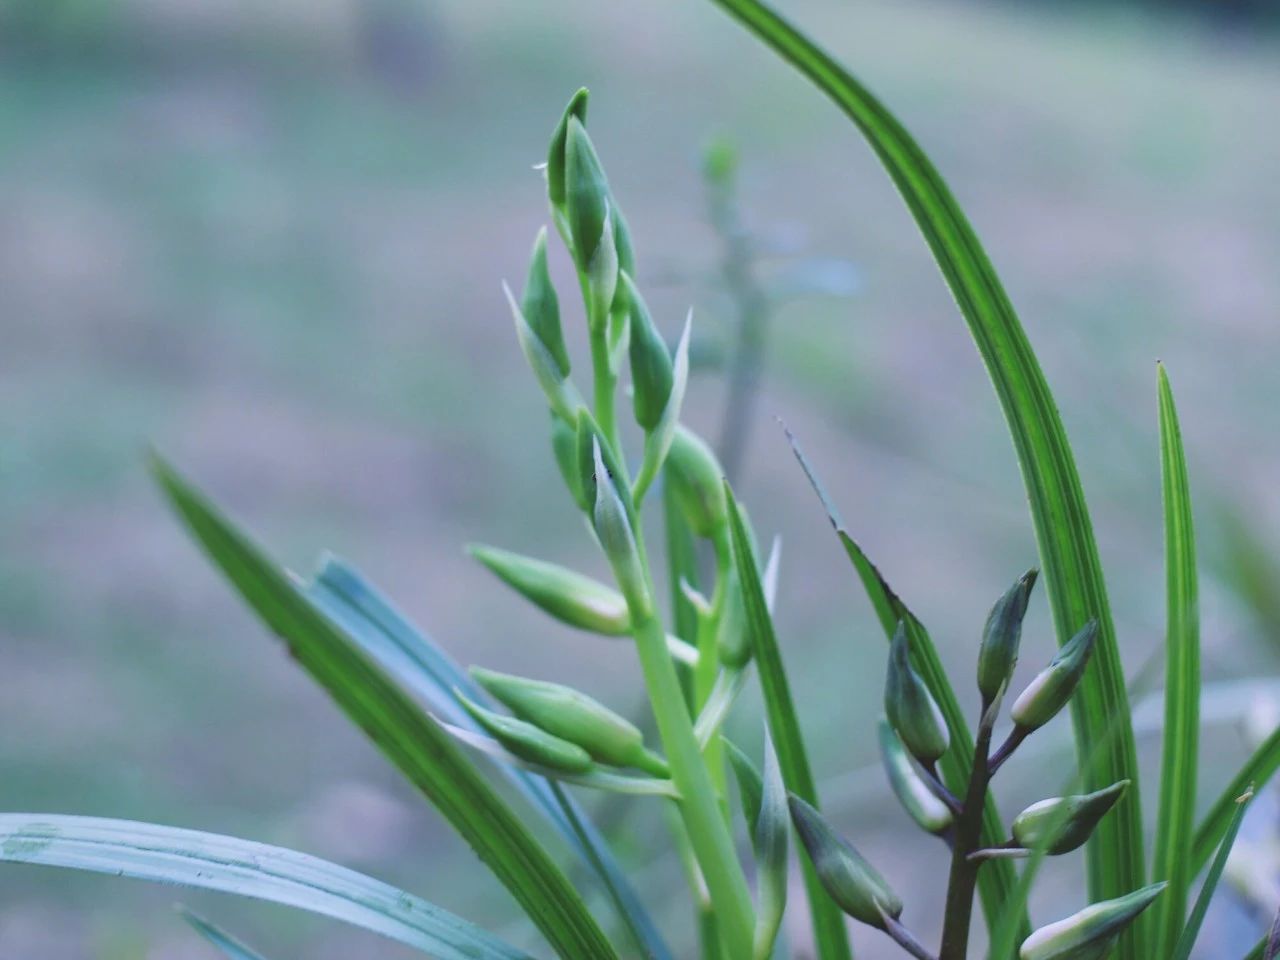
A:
182,911,273,960
1170,787,1253,960
150,456,619,960
704,4,1145,954
1192,724,1280,873
0,815,528,960
1151,364,1201,957
725,484,854,960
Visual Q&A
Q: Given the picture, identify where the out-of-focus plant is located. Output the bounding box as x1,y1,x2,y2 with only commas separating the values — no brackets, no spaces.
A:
2,1,1279,958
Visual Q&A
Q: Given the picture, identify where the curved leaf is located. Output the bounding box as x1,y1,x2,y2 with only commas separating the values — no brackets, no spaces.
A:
786,428,1025,941
1151,364,1200,957
725,484,854,960
0,815,527,960
304,556,670,960
1192,724,1280,873
1170,787,1253,960
706,3,1144,954
150,455,619,960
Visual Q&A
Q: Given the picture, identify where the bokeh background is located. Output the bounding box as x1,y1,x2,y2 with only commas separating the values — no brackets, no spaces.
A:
3,0,1280,957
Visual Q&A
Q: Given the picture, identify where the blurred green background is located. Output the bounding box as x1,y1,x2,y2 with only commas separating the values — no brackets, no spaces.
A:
3,0,1279,957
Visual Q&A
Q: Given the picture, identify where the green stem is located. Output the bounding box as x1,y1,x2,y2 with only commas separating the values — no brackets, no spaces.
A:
695,538,732,799
589,324,620,455
938,700,997,960
632,608,755,958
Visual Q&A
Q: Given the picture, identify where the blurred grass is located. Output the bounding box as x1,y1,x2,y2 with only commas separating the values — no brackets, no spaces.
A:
1,0,1279,956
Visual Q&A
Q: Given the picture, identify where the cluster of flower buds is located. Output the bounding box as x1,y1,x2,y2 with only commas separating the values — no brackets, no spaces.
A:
778,570,1160,960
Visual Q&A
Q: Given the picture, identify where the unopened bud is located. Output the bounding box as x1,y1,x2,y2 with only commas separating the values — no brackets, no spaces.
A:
884,622,950,762
546,88,588,211
457,692,594,774
471,667,666,775
664,425,728,538
1019,882,1165,960
977,568,1037,702
591,439,650,615
564,116,616,318
468,544,629,636
1010,620,1099,732
1011,780,1129,856
789,794,902,929
521,228,570,379
753,730,788,960
878,717,953,835
622,273,673,431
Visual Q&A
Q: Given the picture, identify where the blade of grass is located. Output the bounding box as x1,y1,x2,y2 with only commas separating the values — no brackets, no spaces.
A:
1192,724,1280,873
0,816,528,960
181,910,272,960
150,455,619,960
1170,786,1254,960
305,556,671,960
705,4,1145,953
725,483,854,960
785,427,1026,942
1241,904,1280,960
663,470,703,710
1151,364,1200,958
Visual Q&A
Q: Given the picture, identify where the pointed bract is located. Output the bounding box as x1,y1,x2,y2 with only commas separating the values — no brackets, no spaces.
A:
622,273,674,431
521,228,570,378
753,730,788,960
546,88,588,210
664,425,728,538
591,439,650,616
457,692,595,774
564,117,610,279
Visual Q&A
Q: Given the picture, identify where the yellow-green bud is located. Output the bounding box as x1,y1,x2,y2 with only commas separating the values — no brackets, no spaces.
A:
622,273,673,432
977,568,1037,702
1011,780,1129,856
546,88,588,211
457,693,594,774
471,667,667,776
664,425,727,538
591,439,650,616
878,717,953,835
521,228,569,379
550,411,588,511
1010,620,1098,732
468,544,629,636
884,622,950,762
1019,882,1165,960
789,794,902,929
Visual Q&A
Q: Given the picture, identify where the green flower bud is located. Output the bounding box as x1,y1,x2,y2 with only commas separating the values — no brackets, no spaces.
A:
977,568,1038,702
1011,780,1129,856
1019,882,1166,960
468,544,629,636
621,273,673,431
550,411,588,511
546,88,588,211
456,692,594,774
753,730,788,960
521,227,570,379
664,425,728,538
788,794,902,929
471,667,667,775
564,117,615,309
504,281,580,422
877,717,953,835
573,409,628,518
884,622,950,762
1010,620,1099,732
591,438,650,616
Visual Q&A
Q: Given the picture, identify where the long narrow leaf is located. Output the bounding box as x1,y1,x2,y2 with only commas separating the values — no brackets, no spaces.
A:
0,815,527,960
1170,787,1253,960
150,456,619,960
725,484,854,960
182,910,273,960
786,429,1026,941
706,4,1145,954
1152,364,1200,957
1192,724,1280,873
304,556,671,960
